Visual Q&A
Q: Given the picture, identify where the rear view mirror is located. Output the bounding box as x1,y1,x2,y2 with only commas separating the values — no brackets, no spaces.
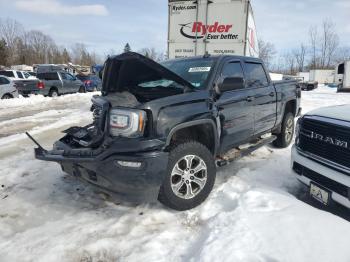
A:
217,77,244,93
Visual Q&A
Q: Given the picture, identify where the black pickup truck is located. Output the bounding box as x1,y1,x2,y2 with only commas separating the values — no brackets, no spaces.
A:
30,52,301,210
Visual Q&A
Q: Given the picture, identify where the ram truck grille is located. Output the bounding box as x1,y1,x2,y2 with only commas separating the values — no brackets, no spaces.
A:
298,118,350,170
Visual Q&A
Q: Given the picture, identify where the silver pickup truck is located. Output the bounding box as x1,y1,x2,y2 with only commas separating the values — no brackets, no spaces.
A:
17,71,85,97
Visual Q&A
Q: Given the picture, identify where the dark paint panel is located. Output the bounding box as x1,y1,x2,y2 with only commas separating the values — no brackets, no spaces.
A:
216,88,255,152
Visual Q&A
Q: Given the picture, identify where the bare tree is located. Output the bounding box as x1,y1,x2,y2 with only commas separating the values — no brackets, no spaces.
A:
309,26,318,70
138,47,163,61
0,18,25,64
258,39,276,69
26,30,55,64
283,52,296,75
293,43,307,72
334,46,350,64
320,19,339,68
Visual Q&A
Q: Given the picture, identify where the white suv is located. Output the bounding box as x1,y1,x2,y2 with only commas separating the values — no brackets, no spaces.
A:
0,70,37,80
0,76,19,99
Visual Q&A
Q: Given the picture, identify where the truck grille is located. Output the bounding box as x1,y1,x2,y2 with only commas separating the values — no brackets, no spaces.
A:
298,118,350,169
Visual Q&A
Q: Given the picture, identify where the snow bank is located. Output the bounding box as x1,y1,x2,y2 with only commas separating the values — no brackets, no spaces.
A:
0,87,350,262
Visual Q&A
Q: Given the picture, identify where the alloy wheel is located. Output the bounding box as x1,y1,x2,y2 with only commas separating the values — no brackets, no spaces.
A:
170,155,207,200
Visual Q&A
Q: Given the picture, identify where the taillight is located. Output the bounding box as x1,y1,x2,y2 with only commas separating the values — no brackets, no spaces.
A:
37,81,45,89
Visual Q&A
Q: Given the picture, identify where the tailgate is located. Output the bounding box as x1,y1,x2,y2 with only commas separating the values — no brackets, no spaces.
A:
15,80,40,93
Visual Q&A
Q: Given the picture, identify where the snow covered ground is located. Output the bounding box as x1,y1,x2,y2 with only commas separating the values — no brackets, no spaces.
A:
0,86,350,262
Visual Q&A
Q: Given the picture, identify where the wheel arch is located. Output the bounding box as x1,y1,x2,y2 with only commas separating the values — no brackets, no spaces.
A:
165,119,219,155
1,93,13,99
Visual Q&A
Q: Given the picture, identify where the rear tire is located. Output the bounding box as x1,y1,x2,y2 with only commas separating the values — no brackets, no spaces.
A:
158,141,216,211
273,112,294,148
79,86,86,93
49,89,59,97
1,94,13,99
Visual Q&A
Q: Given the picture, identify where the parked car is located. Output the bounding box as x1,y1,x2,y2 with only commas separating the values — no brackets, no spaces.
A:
0,76,19,99
283,75,318,91
292,105,350,209
0,70,37,80
17,71,85,97
76,74,102,91
29,52,301,210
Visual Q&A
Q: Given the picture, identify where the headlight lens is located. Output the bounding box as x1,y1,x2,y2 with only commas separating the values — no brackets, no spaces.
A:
109,109,147,137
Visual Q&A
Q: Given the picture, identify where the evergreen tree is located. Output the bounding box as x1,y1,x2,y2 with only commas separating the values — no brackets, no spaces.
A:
123,43,131,53
0,39,9,66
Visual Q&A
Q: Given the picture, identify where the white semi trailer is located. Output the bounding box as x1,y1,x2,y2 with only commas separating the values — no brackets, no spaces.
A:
168,0,259,59
335,61,350,92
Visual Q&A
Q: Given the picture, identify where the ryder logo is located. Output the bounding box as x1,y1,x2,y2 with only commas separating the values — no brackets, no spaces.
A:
180,22,237,40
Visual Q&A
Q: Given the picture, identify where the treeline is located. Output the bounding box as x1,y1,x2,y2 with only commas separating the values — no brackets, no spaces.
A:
259,19,350,74
0,18,100,67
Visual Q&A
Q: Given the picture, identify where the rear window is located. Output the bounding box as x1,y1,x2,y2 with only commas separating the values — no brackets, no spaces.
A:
0,71,14,78
37,72,59,81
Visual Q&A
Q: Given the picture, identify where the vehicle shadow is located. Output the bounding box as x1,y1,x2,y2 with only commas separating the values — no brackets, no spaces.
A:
295,183,350,222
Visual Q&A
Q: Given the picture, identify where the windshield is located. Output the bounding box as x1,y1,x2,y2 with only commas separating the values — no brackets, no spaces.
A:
161,58,215,89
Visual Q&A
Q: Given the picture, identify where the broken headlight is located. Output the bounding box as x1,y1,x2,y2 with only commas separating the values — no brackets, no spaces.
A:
109,109,147,138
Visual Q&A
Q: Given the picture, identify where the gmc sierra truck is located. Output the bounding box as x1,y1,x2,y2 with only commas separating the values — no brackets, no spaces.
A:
292,105,350,209
29,52,301,210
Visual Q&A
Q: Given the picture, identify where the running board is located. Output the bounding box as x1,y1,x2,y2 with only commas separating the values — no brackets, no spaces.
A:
216,135,276,167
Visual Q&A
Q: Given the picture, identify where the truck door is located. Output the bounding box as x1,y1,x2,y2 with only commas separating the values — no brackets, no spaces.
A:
60,72,72,93
243,61,276,134
216,60,255,153
66,73,81,92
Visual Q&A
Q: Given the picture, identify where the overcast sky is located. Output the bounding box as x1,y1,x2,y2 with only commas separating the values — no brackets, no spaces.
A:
0,0,349,56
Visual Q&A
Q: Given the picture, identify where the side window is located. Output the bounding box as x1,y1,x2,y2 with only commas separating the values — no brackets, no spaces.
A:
0,71,14,78
17,71,24,79
244,62,269,87
0,77,10,85
61,73,67,80
23,72,30,78
66,73,75,81
222,62,244,79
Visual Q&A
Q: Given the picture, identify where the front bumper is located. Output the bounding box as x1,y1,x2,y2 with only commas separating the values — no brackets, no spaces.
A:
35,140,169,200
291,145,350,208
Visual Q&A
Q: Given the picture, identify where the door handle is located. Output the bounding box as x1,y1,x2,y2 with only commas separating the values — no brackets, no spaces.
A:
269,92,275,97
246,96,255,102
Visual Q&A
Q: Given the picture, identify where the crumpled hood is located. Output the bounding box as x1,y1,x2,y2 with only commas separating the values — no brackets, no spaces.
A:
101,52,194,94
306,104,350,122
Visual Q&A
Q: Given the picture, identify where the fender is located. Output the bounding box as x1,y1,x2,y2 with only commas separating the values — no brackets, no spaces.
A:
164,119,219,155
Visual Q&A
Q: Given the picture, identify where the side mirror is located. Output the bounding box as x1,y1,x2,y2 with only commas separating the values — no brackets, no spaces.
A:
217,77,244,93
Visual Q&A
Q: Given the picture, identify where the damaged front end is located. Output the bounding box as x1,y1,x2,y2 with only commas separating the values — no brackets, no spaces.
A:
28,52,197,198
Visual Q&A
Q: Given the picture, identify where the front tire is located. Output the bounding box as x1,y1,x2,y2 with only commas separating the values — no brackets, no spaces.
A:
79,86,86,93
273,112,294,148
158,141,216,211
49,89,59,97
1,94,13,99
